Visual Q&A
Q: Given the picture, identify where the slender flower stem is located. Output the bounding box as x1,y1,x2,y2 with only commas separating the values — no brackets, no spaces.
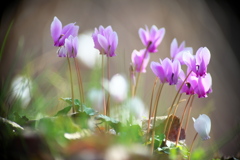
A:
175,95,193,146
102,54,106,115
67,57,75,113
106,56,110,117
184,95,195,132
188,133,198,160
73,58,84,111
146,77,158,140
164,71,192,139
134,70,142,96
150,83,164,154
130,64,136,98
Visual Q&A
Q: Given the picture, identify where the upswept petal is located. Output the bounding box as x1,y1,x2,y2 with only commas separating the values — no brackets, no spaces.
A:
154,28,165,47
92,28,101,49
161,58,172,81
98,25,105,35
98,34,109,54
150,25,158,38
104,26,113,39
139,28,148,46
200,47,211,67
150,61,166,83
109,31,118,57
51,17,62,46
170,38,178,59
182,51,195,69
179,41,186,51
170,59,181,85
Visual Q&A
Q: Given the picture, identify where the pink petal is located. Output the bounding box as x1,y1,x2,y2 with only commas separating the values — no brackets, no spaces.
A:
170,38,178,59
51,16,62,46
150,61,165,83
138,28,148,46
98,34,109,54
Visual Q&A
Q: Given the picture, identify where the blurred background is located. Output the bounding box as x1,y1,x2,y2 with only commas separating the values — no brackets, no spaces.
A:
1,0,240,158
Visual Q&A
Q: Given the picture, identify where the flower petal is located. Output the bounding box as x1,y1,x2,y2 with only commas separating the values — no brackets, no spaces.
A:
138,28,148,46
170,38,178,59
51,16,62,46
150,61,165,83
98,34,109,54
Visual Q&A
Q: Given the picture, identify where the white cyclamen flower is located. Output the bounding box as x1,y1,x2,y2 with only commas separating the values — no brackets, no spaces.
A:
192,114,211,140
103,74,128,102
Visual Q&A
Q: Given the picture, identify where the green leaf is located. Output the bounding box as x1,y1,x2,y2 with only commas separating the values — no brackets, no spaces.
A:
95,114,119,124
60,98,97,116
54,106,72,116
95,114,121,132
60,97,81,105
83,106,96,116
154,133,165,148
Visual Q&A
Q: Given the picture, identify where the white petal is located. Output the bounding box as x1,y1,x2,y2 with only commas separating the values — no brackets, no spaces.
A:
193,114,211,140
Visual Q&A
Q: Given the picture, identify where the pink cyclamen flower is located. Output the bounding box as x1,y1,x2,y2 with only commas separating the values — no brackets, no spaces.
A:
183,47,211,77
176,71,198,95
150,58,182,85
57,35,79,58
51,16,79,47
194,73,212,98
192,114,211,140
92,25,118,57
170,38,193,64
131,49,150,73
139,25,165,53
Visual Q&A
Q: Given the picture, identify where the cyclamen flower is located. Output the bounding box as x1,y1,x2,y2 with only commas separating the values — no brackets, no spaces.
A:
170,38,193,64
131,49,150,73
57,35,79,58
183,47,211,77
51,16,79,47
103,74,128,102
176,71,198,95
192,114,211,140
139,25,165,53
176,72,212,98
92,25,118,57
150,58,182,85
